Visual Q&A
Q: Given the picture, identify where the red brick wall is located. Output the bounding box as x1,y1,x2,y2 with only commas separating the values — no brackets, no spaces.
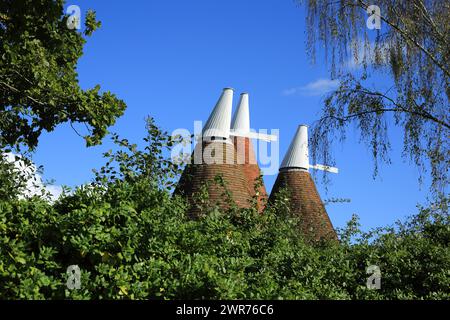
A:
233,136,268,213
268,170,337,241
175,140,337,242
174,140,252,216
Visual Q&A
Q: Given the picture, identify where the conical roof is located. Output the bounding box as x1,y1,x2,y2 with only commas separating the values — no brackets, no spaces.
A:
175,89,252,216
175,140,251,216
231,93,250,134
269,170,337,241
202,88,233,139
280,125,309,171
231,93,268,212
269,125,337,241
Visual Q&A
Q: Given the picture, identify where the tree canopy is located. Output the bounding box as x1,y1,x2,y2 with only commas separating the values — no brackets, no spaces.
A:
299,0,449,194
0,0,126,150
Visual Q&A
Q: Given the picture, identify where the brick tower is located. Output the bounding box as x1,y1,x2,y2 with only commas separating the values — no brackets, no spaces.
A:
174,88,251,216
231,93,268,212
269,125,338,241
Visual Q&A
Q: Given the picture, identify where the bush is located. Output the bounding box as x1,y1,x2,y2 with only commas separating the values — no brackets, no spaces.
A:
0,118,448,299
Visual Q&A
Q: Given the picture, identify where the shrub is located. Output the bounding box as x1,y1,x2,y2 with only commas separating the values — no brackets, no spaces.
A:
0,118,448,299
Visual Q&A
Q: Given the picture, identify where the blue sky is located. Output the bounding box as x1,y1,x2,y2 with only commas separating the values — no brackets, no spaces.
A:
33,0,432,231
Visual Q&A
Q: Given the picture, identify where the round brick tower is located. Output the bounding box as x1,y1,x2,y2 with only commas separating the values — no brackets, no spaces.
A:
268,125,337,241
174,88,251,216
231,93,268,212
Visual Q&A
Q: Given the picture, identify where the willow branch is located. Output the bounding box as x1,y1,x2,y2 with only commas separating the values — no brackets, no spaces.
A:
318,88,450,130
356,0,449,78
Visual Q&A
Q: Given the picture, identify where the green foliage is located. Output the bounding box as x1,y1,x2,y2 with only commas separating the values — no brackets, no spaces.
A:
0,0,126,150
0,121,448,300
0,152,48,201
0,154,24,201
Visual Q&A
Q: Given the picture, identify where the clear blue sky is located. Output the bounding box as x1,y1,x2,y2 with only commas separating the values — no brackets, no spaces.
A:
33,0,432,231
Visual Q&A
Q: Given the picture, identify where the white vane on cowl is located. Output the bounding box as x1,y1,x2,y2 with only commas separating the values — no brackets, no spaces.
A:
230,92,277,142
309,164,339,174
281,125,338,174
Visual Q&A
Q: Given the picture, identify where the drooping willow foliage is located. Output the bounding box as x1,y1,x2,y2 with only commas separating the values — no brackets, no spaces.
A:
299,0,449,195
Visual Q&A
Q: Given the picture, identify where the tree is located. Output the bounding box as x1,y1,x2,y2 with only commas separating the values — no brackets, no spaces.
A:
0,0,126,151
299,0,449,194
